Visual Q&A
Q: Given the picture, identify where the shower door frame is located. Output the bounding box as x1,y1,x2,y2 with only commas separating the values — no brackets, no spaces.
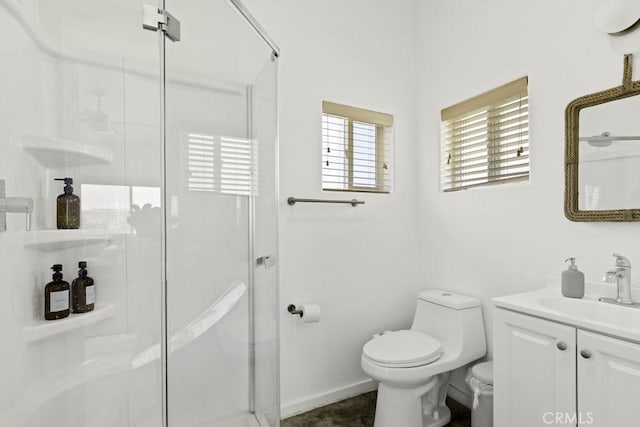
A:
152,1,280,426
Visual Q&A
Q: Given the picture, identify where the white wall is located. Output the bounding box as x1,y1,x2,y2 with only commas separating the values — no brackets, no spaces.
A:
243,0,422,416
416,0,640,392
246,0,640,416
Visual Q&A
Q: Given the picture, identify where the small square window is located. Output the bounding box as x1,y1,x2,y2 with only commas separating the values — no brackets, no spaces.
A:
322,101,393,193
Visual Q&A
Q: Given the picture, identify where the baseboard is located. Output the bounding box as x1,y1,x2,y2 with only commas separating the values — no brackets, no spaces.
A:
280,379,378,419
447,382,472,409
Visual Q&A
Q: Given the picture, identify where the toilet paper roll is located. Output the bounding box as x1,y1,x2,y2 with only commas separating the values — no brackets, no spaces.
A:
299,304,321,323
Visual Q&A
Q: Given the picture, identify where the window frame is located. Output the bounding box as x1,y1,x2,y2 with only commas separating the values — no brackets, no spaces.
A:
322,101,393,194
440,77,529,192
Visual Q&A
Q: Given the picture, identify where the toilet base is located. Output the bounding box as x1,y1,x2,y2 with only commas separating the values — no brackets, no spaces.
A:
423,404,451,427
422,371,451,427
373,371,453,427
373,377,437,427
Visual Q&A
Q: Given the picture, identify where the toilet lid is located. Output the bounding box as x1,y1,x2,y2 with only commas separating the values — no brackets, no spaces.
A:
363,330,442,368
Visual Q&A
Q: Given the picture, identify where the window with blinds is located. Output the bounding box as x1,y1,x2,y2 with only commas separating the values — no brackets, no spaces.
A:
440,77,529,192
186,133,257,196
322,101,393,193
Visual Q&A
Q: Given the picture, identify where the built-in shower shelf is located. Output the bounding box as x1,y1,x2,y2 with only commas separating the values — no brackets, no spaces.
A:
23,229,126,251
24,303,115,343
22,133,113,167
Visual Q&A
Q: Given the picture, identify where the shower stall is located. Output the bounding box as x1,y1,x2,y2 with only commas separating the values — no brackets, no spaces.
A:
0,0,279,426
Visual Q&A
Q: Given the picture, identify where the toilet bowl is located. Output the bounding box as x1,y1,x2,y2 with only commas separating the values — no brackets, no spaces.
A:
361,289,486,427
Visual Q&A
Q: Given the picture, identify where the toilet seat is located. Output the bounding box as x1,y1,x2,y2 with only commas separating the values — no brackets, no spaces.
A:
363,330,442,368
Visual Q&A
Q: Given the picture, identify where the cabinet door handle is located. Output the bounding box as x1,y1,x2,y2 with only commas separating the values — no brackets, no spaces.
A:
580,349,592,359
556,341,567,351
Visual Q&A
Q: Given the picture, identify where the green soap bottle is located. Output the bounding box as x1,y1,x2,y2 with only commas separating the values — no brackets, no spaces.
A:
45,264,70,320
562,257,585,298
54,177,80,229
72,261,95,313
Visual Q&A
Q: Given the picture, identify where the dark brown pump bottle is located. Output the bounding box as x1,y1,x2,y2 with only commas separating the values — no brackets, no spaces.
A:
72,261,95,313
45,264,70,320
54,177,80,229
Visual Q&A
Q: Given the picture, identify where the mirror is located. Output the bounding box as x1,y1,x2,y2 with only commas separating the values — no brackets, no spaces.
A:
565,54,640,221
578,97,640,211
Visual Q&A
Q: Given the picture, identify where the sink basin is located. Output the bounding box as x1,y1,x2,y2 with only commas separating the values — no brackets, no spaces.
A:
538,296,599,317
537,296,632,327
493,287,640,343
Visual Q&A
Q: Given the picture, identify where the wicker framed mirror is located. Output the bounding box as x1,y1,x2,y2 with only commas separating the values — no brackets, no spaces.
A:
565,54,640,221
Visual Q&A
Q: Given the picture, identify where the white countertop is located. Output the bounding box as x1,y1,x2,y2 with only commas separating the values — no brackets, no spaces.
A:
492,277,640,343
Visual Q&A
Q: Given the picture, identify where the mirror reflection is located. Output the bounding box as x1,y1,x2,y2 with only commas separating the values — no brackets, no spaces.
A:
578,96,640,210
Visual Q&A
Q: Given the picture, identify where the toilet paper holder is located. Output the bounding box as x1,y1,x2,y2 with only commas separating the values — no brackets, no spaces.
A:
287,304,303,317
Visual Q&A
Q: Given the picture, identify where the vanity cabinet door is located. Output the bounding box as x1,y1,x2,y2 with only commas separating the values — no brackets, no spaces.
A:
494,308,576,427
578,330,640,427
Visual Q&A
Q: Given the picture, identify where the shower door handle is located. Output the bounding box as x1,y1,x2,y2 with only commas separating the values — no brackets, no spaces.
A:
256,254,276,269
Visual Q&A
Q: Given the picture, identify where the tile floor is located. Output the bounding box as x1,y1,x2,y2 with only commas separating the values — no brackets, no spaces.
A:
281,391,471,427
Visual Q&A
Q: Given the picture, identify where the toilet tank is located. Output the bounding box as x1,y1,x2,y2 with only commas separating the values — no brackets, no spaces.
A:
410,289,486,361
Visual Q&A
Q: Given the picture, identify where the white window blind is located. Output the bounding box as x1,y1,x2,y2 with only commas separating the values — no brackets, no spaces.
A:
322,101,393,193
440,77,529,192
187,133,257,196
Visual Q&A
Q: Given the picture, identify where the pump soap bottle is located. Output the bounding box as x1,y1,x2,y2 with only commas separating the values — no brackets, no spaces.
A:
72,261,95,313
54,177,80,229
562,257,585,298
45,264,70,320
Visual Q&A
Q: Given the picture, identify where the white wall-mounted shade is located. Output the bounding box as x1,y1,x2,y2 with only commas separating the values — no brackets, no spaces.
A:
594,0,640,35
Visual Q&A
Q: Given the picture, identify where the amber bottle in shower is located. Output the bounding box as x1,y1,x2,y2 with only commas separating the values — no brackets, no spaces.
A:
45,264,70,320
72,261,95,313
54,177,80,229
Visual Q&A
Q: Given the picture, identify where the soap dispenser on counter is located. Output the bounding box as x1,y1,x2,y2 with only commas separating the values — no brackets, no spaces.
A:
562,257,585,298
54,177,80,229
45,264,70,320
72,261,95,313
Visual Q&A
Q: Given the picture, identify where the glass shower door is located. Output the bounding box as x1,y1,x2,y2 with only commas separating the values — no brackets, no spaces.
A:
0,1,164,426
163,1,279,426
0,0,278,425
250,52,279,427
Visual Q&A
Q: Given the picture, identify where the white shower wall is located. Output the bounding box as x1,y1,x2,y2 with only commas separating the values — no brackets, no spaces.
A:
0,1,279,426
0,1,164,425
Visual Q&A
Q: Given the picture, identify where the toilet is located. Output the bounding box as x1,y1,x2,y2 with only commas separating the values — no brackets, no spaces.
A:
361,289,486,427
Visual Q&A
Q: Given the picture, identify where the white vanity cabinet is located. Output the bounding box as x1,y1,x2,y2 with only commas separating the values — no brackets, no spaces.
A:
578,330,640,427
495,307,640,427
494,308,576,427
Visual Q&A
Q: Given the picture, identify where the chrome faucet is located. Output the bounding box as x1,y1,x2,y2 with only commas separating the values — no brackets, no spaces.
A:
601,253,635,306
